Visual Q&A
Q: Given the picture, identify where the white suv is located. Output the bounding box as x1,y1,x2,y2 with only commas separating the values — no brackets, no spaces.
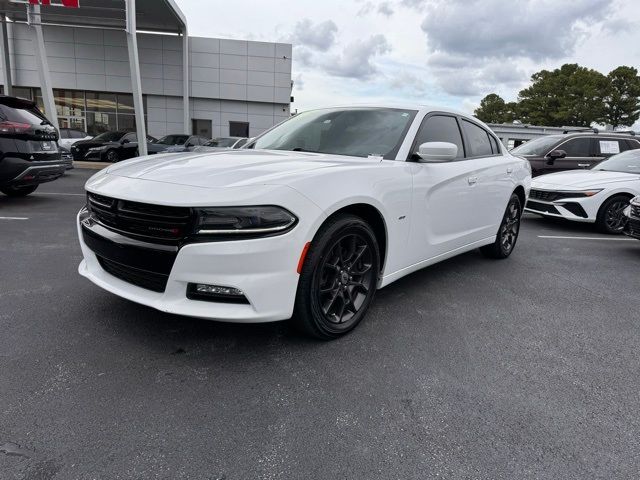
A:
77,106,531,339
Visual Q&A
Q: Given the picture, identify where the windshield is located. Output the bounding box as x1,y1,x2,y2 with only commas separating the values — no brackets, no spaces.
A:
511,136,562,156
157,135,189,145
251,107,417,159
592,150,640,173
93,131,124,142
205,137,239,148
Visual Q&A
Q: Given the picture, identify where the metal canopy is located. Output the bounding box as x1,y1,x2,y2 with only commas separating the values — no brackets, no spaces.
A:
0,0,186,33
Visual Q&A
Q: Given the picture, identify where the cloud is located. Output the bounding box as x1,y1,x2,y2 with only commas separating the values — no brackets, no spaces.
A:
421,0,611,61
323,35,392,80
419,0,616,97
389,71,428,96
293,73,305,91
377,2,394,16
290,19,338,52
399,0,426,9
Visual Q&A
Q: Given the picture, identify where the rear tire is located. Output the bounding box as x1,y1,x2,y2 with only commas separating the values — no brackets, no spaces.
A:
596,194,629,234
0,185,38,197
104,149,119,163
481,193,522,259
293,214,380,340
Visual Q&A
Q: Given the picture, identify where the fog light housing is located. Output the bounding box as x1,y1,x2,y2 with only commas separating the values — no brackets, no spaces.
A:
186,283,249,304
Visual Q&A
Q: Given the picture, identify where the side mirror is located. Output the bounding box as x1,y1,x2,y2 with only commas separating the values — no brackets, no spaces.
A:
121,138,130,144
546,149,566,165
416,142,458,162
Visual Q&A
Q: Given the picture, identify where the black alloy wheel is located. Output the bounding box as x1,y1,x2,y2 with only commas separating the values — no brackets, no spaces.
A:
481,193,522,259
316,233,375,325
294,214,380,340
105,149,119,163
596,195,630,234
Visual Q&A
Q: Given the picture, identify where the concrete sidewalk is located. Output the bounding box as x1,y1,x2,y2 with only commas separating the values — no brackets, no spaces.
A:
73,161,110,170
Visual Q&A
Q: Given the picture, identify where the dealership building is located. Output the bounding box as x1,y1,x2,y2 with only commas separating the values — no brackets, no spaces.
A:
0,0,292,153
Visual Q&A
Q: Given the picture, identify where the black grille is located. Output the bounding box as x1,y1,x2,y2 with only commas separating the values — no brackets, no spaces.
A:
526,200,561,215
87,193,193,243
529,189,585,202
97,256,168,292
631,204,640,219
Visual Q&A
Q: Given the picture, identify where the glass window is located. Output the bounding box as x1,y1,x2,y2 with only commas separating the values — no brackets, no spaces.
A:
561,138,592,157
54,89,84,117
205,137,240,148
117,114,136,132
116,94,134,113
596,138,627,156
592,150,640,173
229,121,249,137
86,92,117,113
251,107,417,159
192,119,212,138
413,115,464,159
59,128,71,139
234,138,249,148
461,119,493,157
123,132,137,142
511,136,562,156
490,136,501,154
12,87,33,100
87,112,117,136
71,129,86,139
93,131,124,142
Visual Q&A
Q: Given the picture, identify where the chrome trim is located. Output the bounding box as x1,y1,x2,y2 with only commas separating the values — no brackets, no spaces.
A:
197,222,295,235
11,163,65,181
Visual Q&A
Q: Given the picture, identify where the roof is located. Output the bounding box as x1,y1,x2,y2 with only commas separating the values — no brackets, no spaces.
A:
0,0,187,33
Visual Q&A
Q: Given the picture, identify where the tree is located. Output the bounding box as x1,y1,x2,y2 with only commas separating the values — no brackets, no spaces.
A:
475,94,508,123
517,64,608,127
602,66,640,128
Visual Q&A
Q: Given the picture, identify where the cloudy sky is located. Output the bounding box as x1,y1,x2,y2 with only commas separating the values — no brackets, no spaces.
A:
177,0,639,114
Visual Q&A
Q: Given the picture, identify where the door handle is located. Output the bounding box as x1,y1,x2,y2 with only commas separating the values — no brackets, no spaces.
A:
506,167,513,174
467,176,478,185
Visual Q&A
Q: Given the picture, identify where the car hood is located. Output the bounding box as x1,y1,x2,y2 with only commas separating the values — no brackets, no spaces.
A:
532,170,640,189
100,149,384,188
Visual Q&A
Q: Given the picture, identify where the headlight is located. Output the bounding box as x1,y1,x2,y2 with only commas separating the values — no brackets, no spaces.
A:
194,206,297,237
631,196,640,206
549,189,603,200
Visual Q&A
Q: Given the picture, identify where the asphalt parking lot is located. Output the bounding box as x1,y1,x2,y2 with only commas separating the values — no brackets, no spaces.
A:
2,169,640,479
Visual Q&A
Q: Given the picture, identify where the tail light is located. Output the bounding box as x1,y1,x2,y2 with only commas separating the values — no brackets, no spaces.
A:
0,121,31,134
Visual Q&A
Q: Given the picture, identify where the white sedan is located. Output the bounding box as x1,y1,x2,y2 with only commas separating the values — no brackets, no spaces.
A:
525,149,640,233
77,106,531,339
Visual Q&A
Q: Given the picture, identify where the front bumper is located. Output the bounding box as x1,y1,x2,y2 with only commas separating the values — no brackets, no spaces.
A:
624,216,640,240
77,207,312,323
525,189,599,223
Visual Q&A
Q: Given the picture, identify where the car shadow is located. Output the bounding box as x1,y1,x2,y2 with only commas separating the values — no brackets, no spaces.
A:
523,213,609,235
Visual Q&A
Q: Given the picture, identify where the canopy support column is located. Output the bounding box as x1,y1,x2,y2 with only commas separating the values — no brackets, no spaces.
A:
125,0,147,156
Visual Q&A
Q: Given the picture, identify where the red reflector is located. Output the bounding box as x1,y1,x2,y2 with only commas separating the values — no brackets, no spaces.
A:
297,242,311,274
23,175,35,180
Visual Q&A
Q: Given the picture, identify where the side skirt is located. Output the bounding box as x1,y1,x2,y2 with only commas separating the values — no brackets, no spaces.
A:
378,236,496,288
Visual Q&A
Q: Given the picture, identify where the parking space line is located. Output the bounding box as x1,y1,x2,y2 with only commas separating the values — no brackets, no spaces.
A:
0,216,29,220
538,235,636,241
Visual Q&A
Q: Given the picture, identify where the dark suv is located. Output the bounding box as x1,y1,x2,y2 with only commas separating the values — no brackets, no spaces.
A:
0,95,63,197
510,130,640,176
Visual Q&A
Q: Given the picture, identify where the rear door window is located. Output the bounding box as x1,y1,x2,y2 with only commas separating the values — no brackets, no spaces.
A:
461,119,493,157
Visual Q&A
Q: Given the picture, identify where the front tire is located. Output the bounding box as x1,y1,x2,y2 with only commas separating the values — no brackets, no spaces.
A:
0,185,38,197
481,193,522,259
596,195,629,234
293,214,380,340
